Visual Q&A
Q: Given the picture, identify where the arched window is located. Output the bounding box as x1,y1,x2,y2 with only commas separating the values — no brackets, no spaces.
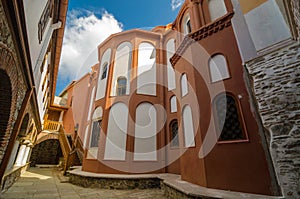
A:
96,48,111,100
208,0,227,22
181,73,188,97
116,76,127,96
134,103,157,161
104,103,128,160
170,120,179,147
182,14,192,35
111,42,132,96
101,62,108,80
90,107,103,148
137,42,156,95
170,96,177,113
214,94,244,141
209,54,230,82
182,105,195,147
166,39,176,90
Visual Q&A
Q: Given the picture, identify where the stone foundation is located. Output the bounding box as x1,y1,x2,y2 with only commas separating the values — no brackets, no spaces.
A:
1,164,29,193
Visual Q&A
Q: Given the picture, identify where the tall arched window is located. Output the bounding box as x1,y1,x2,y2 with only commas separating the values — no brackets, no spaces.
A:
116,76,127,96
87,106,103,159
96,48,111,100
137,42,156,96
182,105,195,147
111,42,132,96
170,120,179,148
182,14,192,35
214,94,244,141
209,54,230,82
166,39,176,90
104,103,128,160
181,73,188,97
208,0,227,22
134,103,157,161
170,96,177,113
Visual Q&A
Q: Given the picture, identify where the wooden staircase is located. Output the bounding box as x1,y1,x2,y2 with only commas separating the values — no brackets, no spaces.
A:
57,126,83,174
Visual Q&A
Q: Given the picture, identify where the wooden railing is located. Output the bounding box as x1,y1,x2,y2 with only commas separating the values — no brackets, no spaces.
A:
58,126,84,174
43,120,61,132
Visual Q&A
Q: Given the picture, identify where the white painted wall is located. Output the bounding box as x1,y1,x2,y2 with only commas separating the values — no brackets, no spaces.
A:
170,96,177,113
87,87,96,121
23,0,50,71
209,54,230,82
166,39,176,91
137,43,156,96
183,106,195,147
96,49,112,100
230,0,257,63
110,42,132,96
36,52,51,122
208,0,227,21
181,74,188,97
134,103,157,161
243,0,291,51
104,103,128,160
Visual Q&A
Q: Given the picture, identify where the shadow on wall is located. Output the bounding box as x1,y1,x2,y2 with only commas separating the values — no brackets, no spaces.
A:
30,139,63,167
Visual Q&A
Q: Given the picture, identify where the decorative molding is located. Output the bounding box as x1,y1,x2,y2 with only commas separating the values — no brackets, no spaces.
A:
170,12,234,66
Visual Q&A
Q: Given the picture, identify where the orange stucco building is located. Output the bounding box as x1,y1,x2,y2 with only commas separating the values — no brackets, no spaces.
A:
58,0,292,196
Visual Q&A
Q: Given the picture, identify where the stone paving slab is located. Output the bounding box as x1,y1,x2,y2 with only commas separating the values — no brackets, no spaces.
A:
0,168,166,199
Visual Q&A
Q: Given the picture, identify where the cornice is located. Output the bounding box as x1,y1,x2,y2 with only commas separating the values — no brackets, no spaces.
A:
170,12,234,66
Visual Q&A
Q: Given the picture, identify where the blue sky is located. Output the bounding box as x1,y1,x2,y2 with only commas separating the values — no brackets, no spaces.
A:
56,0,183,95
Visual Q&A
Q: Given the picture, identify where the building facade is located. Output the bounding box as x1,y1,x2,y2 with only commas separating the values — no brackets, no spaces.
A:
0,0,67,191
59,0,300,197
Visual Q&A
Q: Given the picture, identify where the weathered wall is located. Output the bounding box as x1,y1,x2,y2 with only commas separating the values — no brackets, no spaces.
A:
30,139,62,166
246,42,300,198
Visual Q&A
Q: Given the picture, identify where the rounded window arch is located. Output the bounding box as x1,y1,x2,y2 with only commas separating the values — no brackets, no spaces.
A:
137,42,156,95
111,42,132,96
104,102,129,160
96,48,111,100
89,106,103,149
134,102,157,161
182,13,192,35
213,93,245,141
208,0,227,22
209,54,230,82
170,96,177,113
116,76,127,96
166,39,176,90
170,120,179,148
182,105,195,147
181,73,188,97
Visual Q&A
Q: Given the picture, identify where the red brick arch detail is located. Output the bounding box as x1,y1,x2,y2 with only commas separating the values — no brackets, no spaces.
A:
0,43,19,164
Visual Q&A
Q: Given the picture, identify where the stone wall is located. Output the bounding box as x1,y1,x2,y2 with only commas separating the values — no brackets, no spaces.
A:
245,42,300,198
291,0,300,38
30,139,62,166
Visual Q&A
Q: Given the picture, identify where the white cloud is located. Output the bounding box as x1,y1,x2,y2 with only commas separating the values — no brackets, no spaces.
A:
171,0,184,10
59,10,123,82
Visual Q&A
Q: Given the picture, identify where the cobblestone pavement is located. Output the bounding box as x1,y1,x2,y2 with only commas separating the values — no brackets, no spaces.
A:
0,168,167,199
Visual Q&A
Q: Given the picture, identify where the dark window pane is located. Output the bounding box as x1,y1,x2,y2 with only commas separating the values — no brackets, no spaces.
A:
90,120,101,147
101,63,108,79
170,120,179,147
215,95,244,141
